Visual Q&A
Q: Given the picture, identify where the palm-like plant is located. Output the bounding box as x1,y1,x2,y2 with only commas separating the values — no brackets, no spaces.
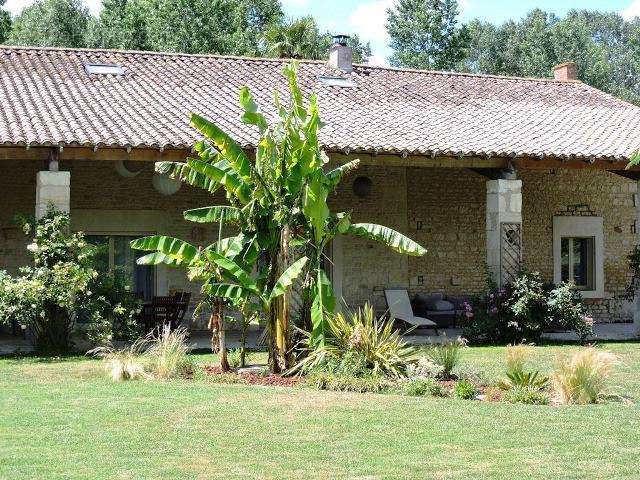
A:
264,16,323,60
131,62,426,373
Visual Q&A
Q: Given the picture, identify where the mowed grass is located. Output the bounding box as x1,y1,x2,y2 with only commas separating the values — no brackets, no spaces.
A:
1,343,640,479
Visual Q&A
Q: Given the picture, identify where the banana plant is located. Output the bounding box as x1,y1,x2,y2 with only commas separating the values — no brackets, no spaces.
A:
131,61,427,371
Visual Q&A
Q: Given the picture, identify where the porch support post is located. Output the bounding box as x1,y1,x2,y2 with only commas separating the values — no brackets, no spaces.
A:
35,170,70,219
486,179,522,287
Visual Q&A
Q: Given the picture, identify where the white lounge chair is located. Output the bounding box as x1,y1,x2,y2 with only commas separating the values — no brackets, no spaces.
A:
384,288,439,333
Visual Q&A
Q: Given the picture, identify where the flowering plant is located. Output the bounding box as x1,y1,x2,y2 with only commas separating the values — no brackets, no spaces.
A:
463,271,594,345
0,207,140,353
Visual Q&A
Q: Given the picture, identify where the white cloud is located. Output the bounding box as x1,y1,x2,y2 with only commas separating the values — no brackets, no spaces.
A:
348,0,394,45
280,0,309,7
621,0,640,20
5,0,102,17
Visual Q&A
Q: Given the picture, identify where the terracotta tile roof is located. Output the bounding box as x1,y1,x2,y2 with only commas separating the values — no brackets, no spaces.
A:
0,45,639,161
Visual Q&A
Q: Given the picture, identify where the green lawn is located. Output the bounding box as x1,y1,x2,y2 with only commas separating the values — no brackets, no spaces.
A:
1,343,639,479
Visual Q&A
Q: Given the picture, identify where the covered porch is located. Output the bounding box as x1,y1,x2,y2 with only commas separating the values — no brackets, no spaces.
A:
2,146,640,341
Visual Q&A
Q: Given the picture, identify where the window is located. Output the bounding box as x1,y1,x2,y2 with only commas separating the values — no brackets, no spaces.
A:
84,63,125,76
317,76,357,88
87,235,155,300
553,216,604,298
561,237,595,290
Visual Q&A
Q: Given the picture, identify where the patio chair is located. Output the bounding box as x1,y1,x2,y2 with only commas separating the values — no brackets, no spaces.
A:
384,288,439,333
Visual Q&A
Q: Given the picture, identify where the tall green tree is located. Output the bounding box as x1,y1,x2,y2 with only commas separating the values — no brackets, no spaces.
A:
264,16,371,62
0,0,11,44
462,10,640,105
85,0,150,50
8,0,89,48
117,0,282,55
387,0,469,69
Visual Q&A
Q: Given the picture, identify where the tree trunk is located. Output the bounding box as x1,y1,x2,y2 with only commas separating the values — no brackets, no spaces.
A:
208,299,229,372
267,226,293,373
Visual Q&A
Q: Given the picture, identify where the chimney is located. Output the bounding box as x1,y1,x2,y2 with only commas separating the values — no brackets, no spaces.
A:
553,62,578,81
328,34,353,73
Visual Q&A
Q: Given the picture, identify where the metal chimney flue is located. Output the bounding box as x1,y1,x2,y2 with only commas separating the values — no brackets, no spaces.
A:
329,34,353,72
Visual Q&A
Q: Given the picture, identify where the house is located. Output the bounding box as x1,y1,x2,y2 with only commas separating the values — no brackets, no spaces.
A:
1,40,640,332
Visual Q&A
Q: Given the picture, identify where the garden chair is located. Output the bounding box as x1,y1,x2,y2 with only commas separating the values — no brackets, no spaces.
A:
384,288,439,334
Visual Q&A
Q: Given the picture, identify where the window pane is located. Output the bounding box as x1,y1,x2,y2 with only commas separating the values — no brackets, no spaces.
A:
572,237,595,290
561,238,569,282
114,236,155,301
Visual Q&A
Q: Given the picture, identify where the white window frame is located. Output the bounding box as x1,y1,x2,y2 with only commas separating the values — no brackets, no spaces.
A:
553,216,604,298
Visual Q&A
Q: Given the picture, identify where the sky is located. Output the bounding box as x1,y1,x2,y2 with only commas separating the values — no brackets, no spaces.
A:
4,0,640,65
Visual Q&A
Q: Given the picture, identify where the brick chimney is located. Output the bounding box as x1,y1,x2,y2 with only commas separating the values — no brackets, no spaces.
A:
328,34,353,73
553,62,578,81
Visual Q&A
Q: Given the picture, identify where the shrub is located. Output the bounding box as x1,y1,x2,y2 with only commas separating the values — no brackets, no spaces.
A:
406,356,444,379
0,208,143,353
292,304,417,378
306,372,395,393
546,283,594,343
552,348,620,404
454,379,477,399
227,348,255,370
503,386,550,405
425,336,466,379
146,325,193,379
88,338,148,382
464,271,593,345
228,348,242,369
401,377,450,397
0,209,98,354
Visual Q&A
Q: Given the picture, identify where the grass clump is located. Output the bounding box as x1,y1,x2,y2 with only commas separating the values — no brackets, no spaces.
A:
89,324,192,381
88,338,148,382
503,386,550,405
499,344,549,391
552,347,620,404
146,325,193,379
425,336,466,379
454,379,477,399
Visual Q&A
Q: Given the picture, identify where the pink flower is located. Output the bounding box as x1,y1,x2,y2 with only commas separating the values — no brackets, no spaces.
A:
465,311,474,319
490,306,499,315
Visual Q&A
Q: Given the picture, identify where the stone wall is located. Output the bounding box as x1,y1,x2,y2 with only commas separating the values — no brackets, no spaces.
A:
0,160,38,274
0,159,636,324
521,168,636,322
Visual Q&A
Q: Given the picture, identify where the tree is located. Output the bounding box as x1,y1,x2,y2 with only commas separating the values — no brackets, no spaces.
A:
87,0,282,56
132,62,426,373
264,16,371,62
387,0,469,69
264,16,324,59
85,0,150,50
461,9,640,106
7,0,89,48
0,0,11,44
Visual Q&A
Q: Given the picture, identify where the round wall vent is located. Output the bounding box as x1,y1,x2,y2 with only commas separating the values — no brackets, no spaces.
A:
353,176,373,198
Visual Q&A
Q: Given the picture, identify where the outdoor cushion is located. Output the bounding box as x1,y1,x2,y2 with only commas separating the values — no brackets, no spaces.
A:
429,299,455,312
415,293,447,311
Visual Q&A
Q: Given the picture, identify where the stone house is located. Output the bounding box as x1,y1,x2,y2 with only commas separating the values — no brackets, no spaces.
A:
1,43,640,331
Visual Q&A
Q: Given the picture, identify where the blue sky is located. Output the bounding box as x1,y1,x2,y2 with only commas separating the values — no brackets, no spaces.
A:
5,0,640,64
